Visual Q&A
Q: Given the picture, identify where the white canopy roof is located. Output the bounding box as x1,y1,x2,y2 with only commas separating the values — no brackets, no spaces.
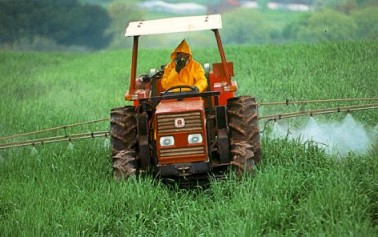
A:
125,14,222,37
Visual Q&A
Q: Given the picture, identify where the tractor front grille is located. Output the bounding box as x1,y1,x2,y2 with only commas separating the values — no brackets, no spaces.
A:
157,111,202,133
160,146,205,158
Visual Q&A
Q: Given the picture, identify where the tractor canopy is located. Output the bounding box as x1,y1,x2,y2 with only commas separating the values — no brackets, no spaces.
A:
125,14,222,36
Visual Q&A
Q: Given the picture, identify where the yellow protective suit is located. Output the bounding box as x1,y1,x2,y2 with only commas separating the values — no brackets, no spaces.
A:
161,40,208,93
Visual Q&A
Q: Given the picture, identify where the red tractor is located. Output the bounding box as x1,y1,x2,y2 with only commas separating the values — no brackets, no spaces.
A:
110,15,260,185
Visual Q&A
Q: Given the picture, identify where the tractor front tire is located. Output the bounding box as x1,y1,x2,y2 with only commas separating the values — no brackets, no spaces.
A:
227,96,261,174
112,150,138,180
110,106,138,180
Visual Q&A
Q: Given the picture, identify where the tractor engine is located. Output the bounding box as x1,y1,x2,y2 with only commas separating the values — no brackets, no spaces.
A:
153,97,211,177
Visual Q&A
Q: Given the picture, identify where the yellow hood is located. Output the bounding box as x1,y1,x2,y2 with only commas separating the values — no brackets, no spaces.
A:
170,39,192,60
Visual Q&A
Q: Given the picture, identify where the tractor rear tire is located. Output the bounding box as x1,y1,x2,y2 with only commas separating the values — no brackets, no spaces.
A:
110,106,138,180
227,96,261,174
110,106,137,156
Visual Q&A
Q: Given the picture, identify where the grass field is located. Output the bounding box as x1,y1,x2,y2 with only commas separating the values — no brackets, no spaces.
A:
0,41,377,235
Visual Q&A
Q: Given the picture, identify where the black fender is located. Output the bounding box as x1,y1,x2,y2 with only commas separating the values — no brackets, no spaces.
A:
137,112,150,170
215,106,231,163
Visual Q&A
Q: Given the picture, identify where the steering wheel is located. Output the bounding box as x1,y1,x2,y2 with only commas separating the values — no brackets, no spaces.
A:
161,85,198,96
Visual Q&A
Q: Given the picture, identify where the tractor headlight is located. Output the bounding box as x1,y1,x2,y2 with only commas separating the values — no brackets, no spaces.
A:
160,136,175,146
188,134,203,144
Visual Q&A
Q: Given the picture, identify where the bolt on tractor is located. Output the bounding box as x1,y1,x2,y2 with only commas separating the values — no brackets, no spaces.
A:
110,15,261,186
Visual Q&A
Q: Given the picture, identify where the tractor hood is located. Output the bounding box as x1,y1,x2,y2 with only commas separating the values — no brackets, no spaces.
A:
155,98,204,115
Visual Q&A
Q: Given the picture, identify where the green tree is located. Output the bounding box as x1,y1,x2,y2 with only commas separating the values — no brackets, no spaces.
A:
0,1,35,45
67,4,111,49
284,9,357,42
0,0,111,50
222,9,272,44
351,6,378,39
106,1,144,49
257,0,270,10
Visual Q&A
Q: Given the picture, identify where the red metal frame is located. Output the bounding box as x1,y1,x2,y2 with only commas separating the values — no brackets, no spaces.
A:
126,36,139,100
213,29,231,84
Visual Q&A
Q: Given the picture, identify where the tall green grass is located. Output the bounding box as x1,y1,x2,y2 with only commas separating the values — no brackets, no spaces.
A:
0,41,377,235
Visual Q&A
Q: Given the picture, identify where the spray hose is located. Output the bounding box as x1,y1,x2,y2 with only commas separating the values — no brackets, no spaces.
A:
0,118,109,150
0,118,108,141
258,103,378,134
0,131,109,150
259,103,378,121
259,97,378,106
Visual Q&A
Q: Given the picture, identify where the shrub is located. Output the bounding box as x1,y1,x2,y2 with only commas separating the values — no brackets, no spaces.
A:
222,9,272,44
284,9,357,42
351,6,378,40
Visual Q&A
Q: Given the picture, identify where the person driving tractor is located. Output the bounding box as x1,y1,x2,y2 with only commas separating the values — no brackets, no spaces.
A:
161,39,208,93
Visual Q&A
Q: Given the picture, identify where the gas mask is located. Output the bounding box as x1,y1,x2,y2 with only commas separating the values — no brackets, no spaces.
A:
175,54,188,73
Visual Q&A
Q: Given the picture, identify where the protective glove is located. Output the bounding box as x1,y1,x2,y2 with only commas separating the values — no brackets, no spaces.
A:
175,56,188,73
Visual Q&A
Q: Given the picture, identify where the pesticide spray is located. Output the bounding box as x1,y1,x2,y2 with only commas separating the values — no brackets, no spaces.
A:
270,114,376,157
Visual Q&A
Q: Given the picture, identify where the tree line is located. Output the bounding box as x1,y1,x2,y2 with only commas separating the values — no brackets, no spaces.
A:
0,0,377,50
222,3,377,45
0,0,111,50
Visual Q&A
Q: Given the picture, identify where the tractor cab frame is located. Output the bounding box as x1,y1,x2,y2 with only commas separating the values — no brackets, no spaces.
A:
124,14,237,105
